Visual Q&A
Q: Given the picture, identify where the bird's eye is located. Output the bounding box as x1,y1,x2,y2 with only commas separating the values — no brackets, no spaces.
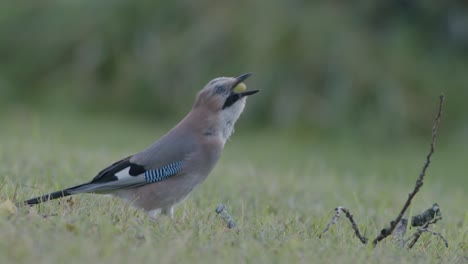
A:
215,85,227,94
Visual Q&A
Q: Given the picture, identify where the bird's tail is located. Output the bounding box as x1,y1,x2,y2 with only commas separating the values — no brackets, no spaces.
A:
21,183,89,206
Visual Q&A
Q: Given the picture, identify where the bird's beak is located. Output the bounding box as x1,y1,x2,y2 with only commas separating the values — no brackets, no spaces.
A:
234,73,252,84
222,73,259,109
233,73,259,97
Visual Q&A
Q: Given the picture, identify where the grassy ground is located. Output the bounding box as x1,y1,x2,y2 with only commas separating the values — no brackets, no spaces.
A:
0,112,467,263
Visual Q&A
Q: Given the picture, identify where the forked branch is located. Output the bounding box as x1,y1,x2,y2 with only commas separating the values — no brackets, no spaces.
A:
372,94,444,246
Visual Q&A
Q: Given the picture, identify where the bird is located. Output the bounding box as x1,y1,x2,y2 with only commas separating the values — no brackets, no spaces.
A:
21,73,259,219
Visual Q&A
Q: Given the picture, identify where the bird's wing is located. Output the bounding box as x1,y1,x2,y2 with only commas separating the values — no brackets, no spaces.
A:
90,156,145,184
69,131,194,194
69,157,184,194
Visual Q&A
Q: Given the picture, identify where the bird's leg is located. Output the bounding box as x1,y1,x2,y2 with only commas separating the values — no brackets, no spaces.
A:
161,206,174,219
147,209,161,222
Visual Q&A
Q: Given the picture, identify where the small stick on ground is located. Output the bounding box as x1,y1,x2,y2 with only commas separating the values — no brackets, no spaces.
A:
342,207,368,244
418,228,448,248
215,204,238,230
320,95,447,248
372,94,445,247
319,206,344,238
320,206,368,244
406,215,445,248
393,203,441,247
411,203,441,227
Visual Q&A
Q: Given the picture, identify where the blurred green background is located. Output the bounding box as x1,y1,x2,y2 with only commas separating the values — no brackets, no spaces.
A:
1,3,467,262
1,0,467,140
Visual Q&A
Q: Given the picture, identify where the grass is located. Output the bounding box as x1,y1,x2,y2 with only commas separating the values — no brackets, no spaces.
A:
0,112,467,263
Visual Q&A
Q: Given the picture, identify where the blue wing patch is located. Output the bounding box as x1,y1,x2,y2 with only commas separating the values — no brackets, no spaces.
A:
144,161,183,183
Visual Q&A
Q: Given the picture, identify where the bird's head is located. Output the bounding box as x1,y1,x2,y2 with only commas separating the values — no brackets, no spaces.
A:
192,73,259,140
193,73,258,114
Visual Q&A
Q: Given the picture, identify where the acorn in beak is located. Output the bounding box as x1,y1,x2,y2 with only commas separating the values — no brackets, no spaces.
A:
222,73,259,109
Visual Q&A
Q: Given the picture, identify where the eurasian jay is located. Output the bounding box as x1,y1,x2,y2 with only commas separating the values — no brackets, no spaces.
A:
22,73,258,219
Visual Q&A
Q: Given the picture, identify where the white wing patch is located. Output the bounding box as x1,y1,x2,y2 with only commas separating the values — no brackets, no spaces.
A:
115,167,144,180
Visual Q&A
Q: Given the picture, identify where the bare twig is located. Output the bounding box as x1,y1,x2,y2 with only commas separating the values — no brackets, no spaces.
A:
341,207,368,244
215,204,238,229
320,207,368,244
406,215,443,248
319,206,344,238
393,204,443,247
372,94,445,246
411,203,441,227
421,228,448,248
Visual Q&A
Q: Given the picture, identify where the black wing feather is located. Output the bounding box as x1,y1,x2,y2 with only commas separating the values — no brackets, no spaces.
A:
22,156,147,206
90,156,146,184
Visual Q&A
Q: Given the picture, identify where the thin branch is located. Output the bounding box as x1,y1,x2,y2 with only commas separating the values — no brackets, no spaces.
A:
411,203,441,227
341,207,368,244
406,216,443,248
320,204,447,248
421,228,448,248
215,204,238,230
319,206,344,238
320,207,368,244
394,204,443,248
372,94,445,246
